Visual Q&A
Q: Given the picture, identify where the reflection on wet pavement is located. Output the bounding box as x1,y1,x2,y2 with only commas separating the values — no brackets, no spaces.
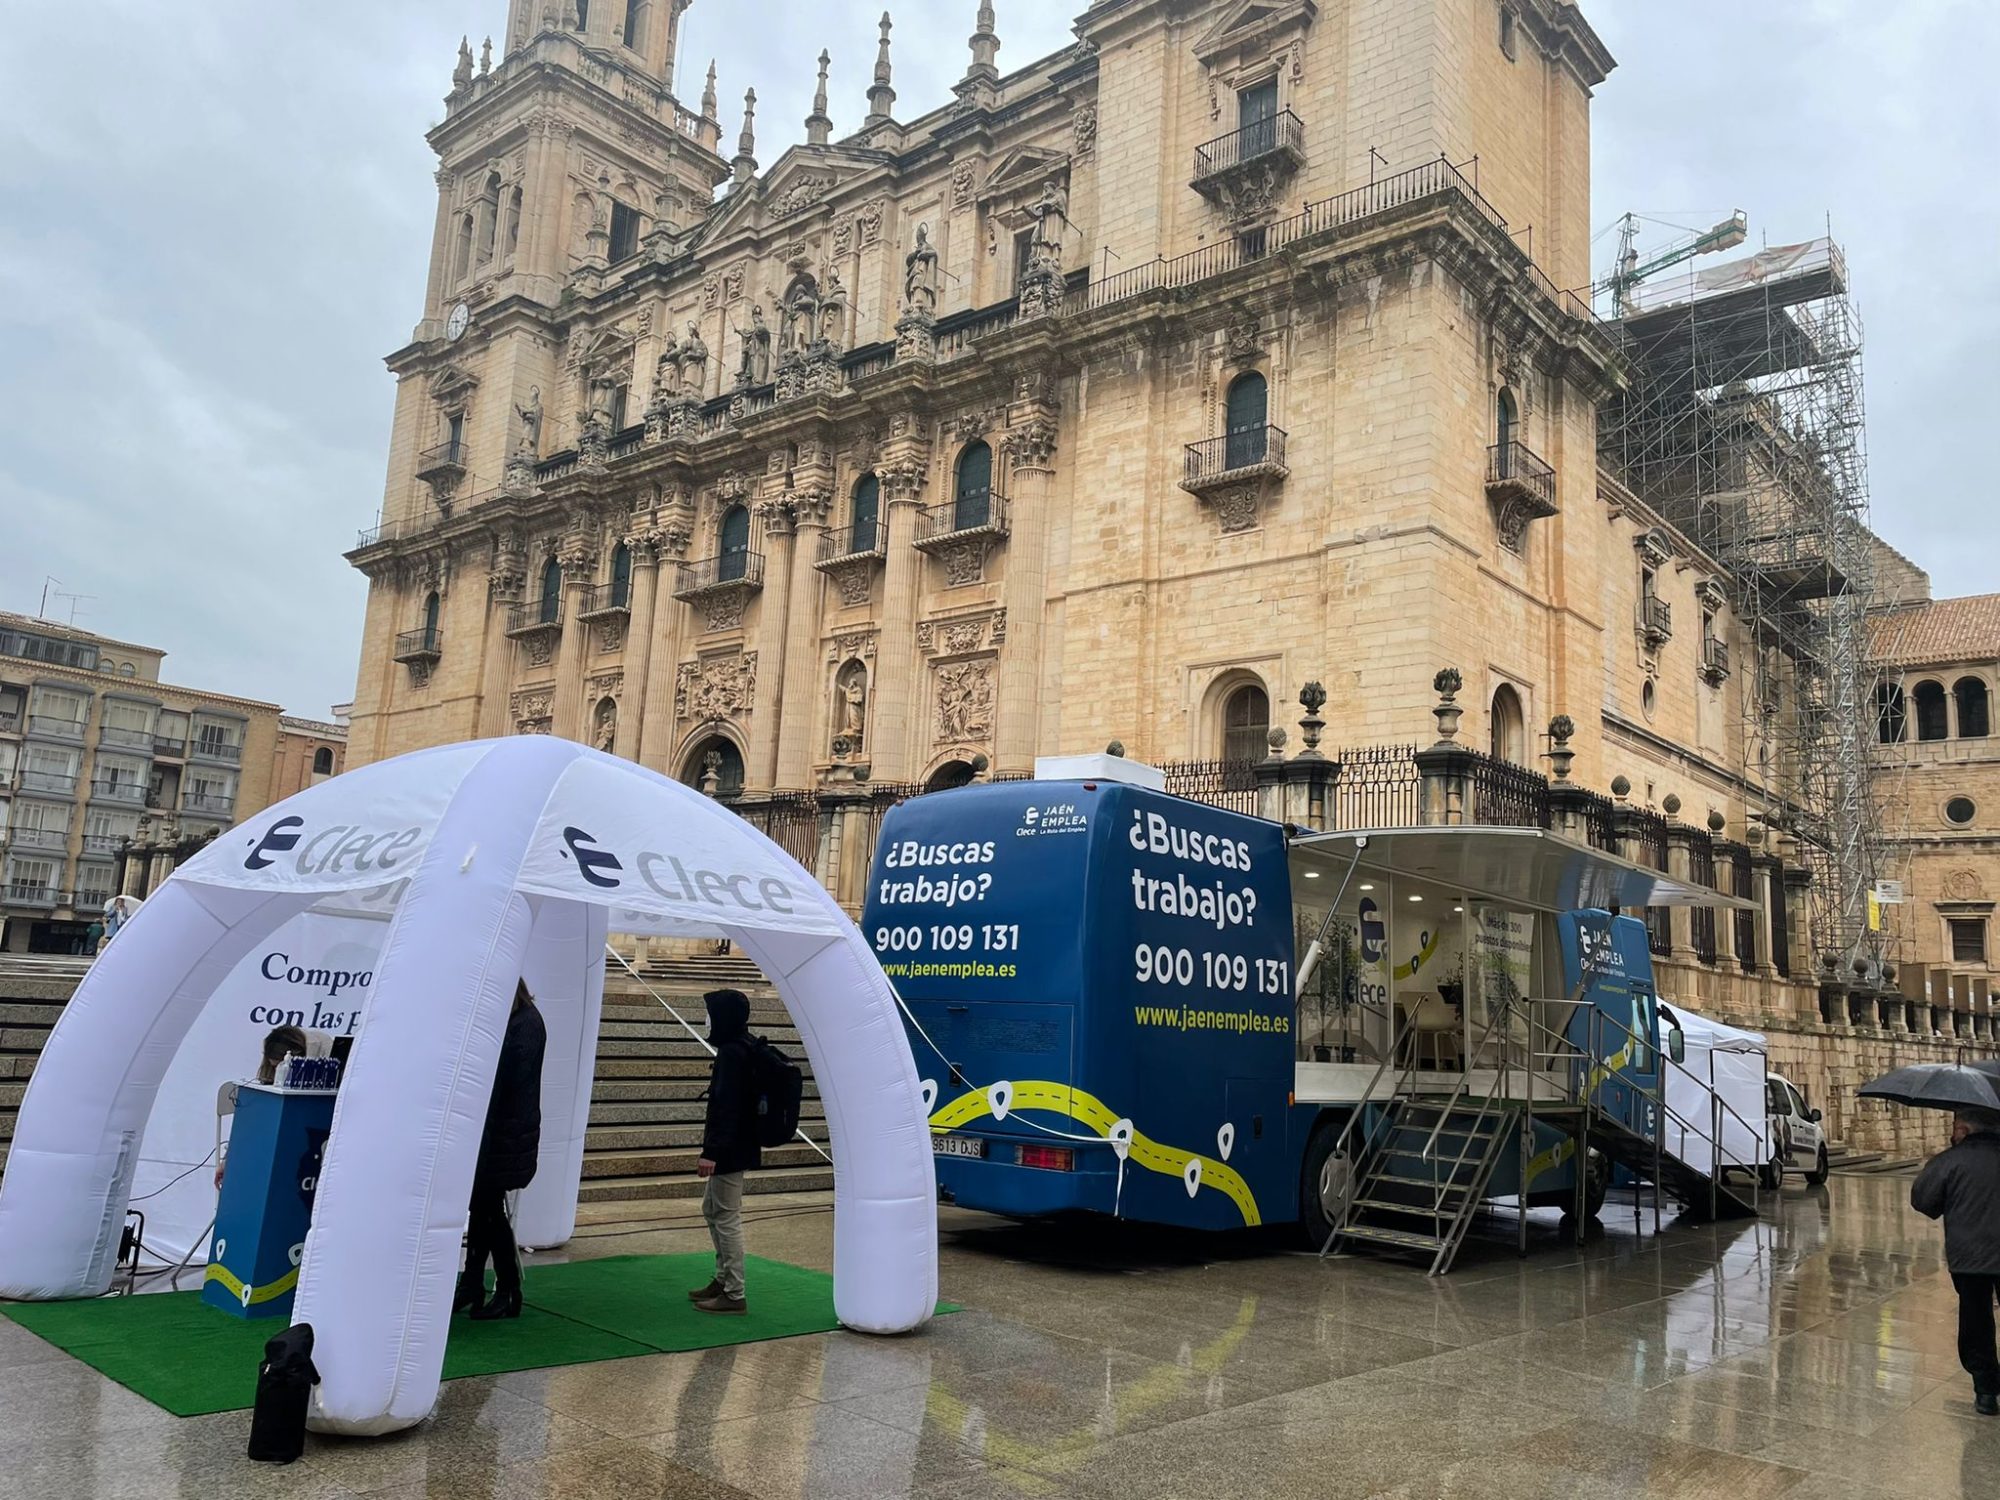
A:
4,1173,1998,1499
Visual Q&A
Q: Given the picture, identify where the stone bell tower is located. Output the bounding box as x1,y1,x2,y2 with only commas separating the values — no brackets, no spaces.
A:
349,0,727,760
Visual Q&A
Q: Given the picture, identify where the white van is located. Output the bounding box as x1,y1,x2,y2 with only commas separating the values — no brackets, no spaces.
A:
1764,1071,1829,1188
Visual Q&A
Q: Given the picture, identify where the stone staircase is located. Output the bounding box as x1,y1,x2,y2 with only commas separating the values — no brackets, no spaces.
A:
0,958,834,1209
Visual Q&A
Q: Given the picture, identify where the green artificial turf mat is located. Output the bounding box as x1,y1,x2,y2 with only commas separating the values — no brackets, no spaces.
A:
0,1252,954,1418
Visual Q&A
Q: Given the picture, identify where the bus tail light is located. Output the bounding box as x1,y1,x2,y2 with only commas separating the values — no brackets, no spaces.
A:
1017,1144,1075,1172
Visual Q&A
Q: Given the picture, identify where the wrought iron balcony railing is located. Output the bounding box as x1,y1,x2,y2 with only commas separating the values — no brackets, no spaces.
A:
505,601,564,637
0,708,21,733
4,884,60,908
674,552,767,600
1193,110,1306,188
1485,439,1557,513
575,582,632,620
26,715,85,740
913,496,1011,549
19,770,78,795
152,735,187,758
183,790,234,815
1701,635,1731,683
190,737,243,765
10,826,69,850
90,780,147,805
1640,594,1673,645
98,724,155,750
414,440,468,485
818,522,889,568
1183,427,1289,491
393,627,443,664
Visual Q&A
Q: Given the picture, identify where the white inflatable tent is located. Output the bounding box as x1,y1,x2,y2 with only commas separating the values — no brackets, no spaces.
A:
0,737,937,1434
1662,1005,1769,1177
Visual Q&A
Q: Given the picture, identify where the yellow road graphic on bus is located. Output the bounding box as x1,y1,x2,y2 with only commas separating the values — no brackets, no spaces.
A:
202,1262,299,1307
1525,1135,1577,1186
929,1081,1262,1227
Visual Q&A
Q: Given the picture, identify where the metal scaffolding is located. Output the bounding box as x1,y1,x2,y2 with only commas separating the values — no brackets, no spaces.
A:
1598,234,1907,988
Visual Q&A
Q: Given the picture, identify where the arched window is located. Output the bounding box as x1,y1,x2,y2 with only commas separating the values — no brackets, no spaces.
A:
312,747,334,777
850,474,881,554
1495,387,1519,474
1955,677,1990,739
422,590,441,650
539,557,562,625
1224,372,1269,470
1490,683,1526,765
925,760,978,793
1221,682,1270,763
1914,679,1949,742
476,172,501,263
453,213,474,283
1875,681,1907,744
503,185,523,260
953,442,993,531
717,505,751,582
682,736,744,798
610,542,632,608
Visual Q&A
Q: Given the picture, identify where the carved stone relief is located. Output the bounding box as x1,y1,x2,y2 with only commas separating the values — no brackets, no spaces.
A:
934,659,997,744
935,536,991,587
916,609,1005,657
522,631,558,670
676,652,757,721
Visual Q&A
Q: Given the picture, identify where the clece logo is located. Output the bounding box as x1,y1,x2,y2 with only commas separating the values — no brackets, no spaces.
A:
245,816,306,871
562,826,625,889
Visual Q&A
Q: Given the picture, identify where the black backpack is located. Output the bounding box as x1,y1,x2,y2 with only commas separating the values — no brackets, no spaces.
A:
743,1035,804,1148
247,1323,319,1464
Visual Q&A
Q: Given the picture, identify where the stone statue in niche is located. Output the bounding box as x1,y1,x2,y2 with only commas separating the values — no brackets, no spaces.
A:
834,661,868,756
735,302,773,385
593,698,617,752
680,322,709,392
1032,179,1069,246
903,224,939,314
514,387,544,457
654,335,682,398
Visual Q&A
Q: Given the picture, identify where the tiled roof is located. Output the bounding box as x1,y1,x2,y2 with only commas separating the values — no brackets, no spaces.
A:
1869,593,2000,668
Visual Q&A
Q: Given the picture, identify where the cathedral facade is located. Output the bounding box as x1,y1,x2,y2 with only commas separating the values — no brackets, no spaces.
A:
347,0,1639,799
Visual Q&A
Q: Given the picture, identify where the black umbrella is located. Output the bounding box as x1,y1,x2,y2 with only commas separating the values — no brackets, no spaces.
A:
1859,1063,2000,1112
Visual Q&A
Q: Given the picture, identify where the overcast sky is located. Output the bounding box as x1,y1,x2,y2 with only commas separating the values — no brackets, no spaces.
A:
1,1,1993,716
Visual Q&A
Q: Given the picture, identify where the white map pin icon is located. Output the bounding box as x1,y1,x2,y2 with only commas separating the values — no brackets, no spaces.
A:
1217,1122,1236,1162
988,1081,1013,1121
921,1078,938,1114
1109,1118,1134,1161
1183,1158,1203,1197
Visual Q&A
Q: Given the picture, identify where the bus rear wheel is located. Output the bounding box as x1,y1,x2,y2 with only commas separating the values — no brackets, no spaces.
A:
1299,1116,1352,1251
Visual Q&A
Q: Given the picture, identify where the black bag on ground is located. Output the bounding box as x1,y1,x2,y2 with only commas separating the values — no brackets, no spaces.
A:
744,1035,804,1148
247,1323,320,1464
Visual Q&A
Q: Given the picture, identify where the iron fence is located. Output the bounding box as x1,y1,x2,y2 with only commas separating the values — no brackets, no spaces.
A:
1625,807,1673,957
1185,427,1288,484
1466,750,1550,828
734,794,823,871
1731,849,1757,972
1331,743,1420,831
1687,832,1718,964
1159,760,1262,816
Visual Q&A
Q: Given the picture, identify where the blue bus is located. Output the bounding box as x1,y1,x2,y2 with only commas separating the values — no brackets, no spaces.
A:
863,757,1755,1269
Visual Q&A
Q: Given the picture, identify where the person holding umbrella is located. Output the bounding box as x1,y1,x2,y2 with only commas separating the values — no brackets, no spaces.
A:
1863,1062,2000,1413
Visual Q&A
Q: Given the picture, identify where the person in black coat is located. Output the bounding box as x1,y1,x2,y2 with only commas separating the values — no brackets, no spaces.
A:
1913,1106,2000,1414
456,980,547,1320
690,988,762,1315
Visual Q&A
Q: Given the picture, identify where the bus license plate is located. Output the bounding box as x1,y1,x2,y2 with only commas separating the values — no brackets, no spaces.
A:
933,1134,987,1160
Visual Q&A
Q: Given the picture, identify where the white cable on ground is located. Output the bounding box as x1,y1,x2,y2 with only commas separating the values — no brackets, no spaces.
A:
604,945,834,1166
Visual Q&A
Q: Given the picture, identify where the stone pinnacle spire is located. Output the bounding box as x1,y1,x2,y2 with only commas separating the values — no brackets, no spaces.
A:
732,88,759,187
702,59,718,120
806,50,833,146
967,1,1000,81
866,12,897,125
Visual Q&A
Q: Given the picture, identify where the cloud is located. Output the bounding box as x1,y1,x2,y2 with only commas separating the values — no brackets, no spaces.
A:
0,1,1986,723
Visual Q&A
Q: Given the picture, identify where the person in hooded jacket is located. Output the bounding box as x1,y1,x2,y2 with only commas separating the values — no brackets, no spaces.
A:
689,988,762,1314
1913,1105,2000,1414
456,980,547,1320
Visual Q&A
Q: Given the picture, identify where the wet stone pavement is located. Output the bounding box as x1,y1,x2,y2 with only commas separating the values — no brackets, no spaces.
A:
1,1172,1994,1499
